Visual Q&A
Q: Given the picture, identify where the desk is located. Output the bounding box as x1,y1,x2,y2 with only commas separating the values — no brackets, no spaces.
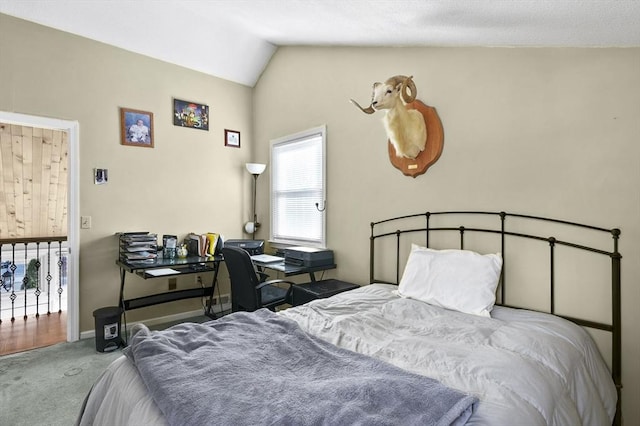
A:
117,255,222,341
252,259,336,282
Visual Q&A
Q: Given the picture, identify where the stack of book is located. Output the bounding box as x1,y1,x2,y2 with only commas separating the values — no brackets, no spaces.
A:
186,232,221,257
119,232,158,264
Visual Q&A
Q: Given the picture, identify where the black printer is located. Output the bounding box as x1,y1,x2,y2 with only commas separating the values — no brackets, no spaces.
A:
224,239,264,256
284,247,334,267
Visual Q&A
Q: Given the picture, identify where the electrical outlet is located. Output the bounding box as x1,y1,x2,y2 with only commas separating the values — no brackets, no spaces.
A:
168,278,177,290
207,295,230,308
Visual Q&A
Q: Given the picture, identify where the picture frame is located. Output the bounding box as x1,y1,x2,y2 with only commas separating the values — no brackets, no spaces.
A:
120,108,154,148
225,129,240,148
94,168,108,185
173,98,209,131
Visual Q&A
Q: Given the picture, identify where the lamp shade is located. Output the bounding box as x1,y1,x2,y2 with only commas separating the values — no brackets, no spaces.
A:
244,222,256,234
246,163,266,175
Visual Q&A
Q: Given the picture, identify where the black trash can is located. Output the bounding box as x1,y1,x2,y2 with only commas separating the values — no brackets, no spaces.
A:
93,306,123,352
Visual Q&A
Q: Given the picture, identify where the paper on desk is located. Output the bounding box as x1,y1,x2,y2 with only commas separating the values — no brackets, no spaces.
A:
146,268,180,276
265,263,286,272
251,254,285,263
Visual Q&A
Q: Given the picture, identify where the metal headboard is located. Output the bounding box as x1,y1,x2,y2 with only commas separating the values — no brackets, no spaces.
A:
369,211,622,425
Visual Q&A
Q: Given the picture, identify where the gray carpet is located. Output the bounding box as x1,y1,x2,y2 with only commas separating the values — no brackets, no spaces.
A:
0,338,122,426
0,314,214,426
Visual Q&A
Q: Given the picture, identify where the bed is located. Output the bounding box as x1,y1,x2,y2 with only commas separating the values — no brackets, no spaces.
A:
77,211,622,426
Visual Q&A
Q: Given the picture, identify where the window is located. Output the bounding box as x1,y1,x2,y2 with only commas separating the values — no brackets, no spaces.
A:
270,125,326,247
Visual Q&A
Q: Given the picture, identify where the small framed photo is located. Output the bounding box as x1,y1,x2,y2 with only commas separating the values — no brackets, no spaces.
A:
94,168,108,185
225,129,240,148
120,108,154,148
173,98,209,131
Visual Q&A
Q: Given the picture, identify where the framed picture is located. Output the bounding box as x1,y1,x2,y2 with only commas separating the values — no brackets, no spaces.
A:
173,98,209,131
120,108,154,148
94,168,108,185
225,129,240,148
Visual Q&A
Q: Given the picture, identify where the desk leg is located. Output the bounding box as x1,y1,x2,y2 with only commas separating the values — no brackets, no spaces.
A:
205,260,220,319
308,272,317,282
118,267,128,346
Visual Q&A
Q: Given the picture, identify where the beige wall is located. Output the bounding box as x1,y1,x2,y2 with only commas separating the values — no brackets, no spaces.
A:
253,46,640,424
0,14,255,326
1,11,639,424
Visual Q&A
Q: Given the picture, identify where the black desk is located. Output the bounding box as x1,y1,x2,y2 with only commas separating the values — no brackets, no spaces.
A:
251,259,336,282
117,255,223,341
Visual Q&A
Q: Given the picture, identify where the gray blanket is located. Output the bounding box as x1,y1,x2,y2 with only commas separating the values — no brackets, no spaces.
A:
124,309,477,426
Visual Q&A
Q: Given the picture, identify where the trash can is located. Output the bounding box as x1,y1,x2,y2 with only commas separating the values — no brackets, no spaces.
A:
93,306,123,352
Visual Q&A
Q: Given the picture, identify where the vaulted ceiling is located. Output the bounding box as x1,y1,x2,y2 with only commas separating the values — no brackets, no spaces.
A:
1,0,639,86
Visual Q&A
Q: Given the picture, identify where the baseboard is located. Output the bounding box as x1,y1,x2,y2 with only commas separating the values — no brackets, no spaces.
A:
79,302,231,340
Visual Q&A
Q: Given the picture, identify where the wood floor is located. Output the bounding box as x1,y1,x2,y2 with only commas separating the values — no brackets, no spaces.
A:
0,311,66,355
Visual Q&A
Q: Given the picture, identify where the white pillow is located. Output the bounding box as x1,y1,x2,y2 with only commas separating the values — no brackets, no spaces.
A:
397,244,502,317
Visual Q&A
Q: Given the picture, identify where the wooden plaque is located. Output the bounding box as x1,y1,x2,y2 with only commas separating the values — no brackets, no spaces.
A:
387,100,444,178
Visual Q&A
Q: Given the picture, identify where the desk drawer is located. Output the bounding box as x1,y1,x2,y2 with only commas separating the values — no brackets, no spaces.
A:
292,279,359,306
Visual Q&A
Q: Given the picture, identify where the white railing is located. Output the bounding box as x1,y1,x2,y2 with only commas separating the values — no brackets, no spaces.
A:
0,237,68,322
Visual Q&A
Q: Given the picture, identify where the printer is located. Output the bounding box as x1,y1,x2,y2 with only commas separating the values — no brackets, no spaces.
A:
224,239,264,256
284,247,334,267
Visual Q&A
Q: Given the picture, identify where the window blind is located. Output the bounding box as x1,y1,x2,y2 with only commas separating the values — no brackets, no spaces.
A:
270,126,326,247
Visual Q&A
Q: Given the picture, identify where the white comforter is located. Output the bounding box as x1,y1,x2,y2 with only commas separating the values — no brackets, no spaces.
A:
281,284,616,425
78,284,616,426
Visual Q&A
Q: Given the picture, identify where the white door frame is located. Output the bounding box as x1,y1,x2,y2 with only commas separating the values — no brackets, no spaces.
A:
0,111,80,342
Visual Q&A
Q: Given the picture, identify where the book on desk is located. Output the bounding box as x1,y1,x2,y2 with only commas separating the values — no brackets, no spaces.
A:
186,232,222,257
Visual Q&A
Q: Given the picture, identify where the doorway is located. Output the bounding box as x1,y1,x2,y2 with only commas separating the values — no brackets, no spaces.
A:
0,111,79,351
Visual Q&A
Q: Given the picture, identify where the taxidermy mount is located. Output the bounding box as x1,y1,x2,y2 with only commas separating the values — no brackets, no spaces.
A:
351,75,444,178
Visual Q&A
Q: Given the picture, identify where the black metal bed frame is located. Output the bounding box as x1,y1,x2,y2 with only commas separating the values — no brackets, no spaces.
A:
369,211,622,425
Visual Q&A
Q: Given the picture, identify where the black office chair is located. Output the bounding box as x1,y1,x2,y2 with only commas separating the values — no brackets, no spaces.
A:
222,246,294,312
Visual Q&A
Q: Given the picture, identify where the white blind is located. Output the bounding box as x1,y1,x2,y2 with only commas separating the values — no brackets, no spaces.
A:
270,126,325,247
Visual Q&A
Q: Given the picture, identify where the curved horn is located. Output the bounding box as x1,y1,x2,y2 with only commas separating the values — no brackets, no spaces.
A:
350,98,376,114
399,75,417,104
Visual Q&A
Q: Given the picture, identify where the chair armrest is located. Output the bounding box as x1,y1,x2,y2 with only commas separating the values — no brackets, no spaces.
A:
256,280,296,306
256,279,296,290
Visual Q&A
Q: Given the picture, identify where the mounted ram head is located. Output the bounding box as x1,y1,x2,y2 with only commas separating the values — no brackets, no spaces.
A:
351,75,427,159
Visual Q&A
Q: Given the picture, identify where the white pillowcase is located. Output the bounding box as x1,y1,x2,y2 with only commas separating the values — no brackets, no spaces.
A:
397,244,503,317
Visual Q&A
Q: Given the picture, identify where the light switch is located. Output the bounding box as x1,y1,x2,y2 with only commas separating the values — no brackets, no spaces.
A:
81,216,92,229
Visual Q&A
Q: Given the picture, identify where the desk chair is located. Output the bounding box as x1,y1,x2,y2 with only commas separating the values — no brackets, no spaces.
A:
222,246,295,312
